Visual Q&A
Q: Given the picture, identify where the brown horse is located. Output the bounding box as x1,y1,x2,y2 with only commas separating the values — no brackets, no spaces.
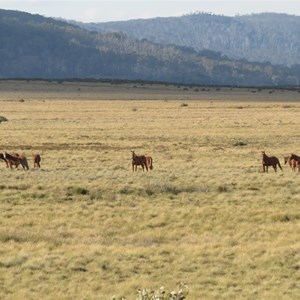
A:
4,152,29,170
146,156,153,170
261,151,282,173
290,153,300,172
131,151,148,172
0,153,9,168
32,154,41,169
19,154,29,170
284,155,298,171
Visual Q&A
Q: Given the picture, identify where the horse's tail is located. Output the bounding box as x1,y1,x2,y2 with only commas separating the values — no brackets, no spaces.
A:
149,158,153,170
278,160,283,171
148,157,153,170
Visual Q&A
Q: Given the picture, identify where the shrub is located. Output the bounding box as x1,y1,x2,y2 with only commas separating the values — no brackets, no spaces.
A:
217,185,228,193
67,186,89,196
180,103,188,107
73,187,89,195
145,183,196,196
0,116,8,123
233,141,247,147
112,283,189,300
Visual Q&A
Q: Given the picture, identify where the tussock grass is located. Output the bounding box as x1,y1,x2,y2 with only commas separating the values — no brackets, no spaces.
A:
0,86,300,298
0,115,8,123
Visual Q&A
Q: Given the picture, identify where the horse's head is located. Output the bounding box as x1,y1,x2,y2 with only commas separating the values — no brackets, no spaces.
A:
284,156,290,164
131,150,136,158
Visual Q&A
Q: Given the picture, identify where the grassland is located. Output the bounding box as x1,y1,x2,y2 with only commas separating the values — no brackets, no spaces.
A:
0,80,300,299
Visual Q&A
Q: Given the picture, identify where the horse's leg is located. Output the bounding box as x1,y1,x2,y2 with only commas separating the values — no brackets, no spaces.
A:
273,165,277,172
20,160,26,170
3,161,7,168
132,162,135,171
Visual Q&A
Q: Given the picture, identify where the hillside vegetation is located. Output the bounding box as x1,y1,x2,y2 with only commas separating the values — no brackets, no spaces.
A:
75,12,300,66
0,9,300,86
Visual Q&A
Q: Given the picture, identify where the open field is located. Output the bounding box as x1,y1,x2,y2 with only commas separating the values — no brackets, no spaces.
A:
0,80,300,299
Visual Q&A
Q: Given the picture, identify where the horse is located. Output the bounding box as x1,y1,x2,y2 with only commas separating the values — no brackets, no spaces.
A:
289,153,300,172
131,151,148,172
0,153,9,168
261,151,282,173
32,154,41,169
146,156,153,170
3,152,29,170
284,155,298,171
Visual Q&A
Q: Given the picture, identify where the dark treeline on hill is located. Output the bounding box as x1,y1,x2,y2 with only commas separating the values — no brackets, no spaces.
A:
74,12,300,67
0,9,300,86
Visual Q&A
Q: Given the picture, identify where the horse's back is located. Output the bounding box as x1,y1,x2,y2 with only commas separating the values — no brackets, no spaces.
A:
264,156,279,164
272,156,280,163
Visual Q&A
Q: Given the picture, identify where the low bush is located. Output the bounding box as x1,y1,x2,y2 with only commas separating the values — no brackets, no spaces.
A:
0,116,8,123
112,283,189,300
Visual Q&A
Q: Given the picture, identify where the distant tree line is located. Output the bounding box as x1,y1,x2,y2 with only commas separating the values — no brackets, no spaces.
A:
0,9,300,86
78,12,300,67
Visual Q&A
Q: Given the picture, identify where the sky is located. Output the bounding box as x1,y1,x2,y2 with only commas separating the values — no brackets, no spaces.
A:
0,1,299,23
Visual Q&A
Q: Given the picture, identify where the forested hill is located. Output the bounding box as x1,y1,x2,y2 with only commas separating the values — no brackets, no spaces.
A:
73,12,300,67
0,9,300,86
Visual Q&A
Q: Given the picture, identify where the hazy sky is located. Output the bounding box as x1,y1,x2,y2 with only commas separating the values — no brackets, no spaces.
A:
0,1,299,22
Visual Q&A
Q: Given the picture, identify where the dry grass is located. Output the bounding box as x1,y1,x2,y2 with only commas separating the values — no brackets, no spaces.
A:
0,81,300,299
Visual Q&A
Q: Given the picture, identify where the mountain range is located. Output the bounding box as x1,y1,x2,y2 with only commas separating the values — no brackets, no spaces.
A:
0,9,300,86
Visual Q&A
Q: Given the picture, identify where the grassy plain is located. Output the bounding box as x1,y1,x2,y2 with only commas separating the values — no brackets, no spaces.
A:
0,80,300,299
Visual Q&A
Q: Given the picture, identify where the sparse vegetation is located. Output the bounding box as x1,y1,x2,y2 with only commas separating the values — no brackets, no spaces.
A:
0,81,300,299
0,115,8,123
112,283,189,300
180,103,188,107
233,141,247,147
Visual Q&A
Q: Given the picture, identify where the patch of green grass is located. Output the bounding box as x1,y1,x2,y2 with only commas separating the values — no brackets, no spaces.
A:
66,186,89,196
272,213,300,222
